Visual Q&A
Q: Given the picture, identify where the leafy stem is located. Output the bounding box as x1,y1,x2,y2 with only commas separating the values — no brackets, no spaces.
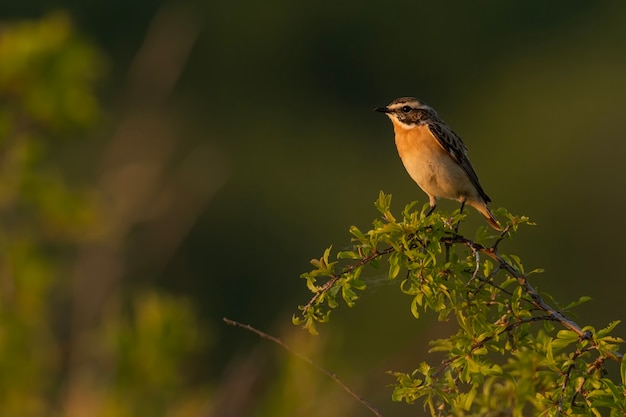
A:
294,192,624,416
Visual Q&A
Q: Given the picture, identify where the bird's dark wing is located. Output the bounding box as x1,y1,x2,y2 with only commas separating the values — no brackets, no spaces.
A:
427,120,491,203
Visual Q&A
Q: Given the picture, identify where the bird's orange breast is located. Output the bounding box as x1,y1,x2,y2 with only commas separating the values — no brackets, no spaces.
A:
392,123,446,160
390,122,474,202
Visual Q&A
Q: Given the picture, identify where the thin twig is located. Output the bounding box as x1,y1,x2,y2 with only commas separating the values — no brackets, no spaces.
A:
466,246,480,286
493,224,512,251
558,348,582,415
223,318,385,417
442,235,588,338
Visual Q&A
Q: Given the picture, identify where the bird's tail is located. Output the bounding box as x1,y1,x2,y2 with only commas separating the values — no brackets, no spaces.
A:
472,202,502,231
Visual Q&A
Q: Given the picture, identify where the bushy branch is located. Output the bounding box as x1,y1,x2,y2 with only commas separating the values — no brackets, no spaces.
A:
294,192,625,416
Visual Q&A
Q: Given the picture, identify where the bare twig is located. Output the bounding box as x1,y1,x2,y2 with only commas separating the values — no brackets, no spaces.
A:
493,224,512,250
223,318,385,417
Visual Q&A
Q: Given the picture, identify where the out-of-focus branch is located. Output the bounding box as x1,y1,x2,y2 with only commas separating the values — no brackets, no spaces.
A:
64,5,226,415
125,4,199,104
223,318,385,417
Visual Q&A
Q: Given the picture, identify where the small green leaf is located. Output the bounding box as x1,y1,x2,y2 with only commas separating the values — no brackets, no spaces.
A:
563,295,593,310
461,387,477,411
410,296,420,319
473,346,488,356
551,330,579,350
596,320,620,338
349,225,367,241
342,286,358,307
337,250,360,259
388,251,401,279
322,245,332,266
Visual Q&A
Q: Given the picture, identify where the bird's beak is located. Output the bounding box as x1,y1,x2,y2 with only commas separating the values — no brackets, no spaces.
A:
373,106,390,113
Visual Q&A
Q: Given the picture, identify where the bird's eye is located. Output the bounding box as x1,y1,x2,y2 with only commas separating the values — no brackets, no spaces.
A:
401,106,412,113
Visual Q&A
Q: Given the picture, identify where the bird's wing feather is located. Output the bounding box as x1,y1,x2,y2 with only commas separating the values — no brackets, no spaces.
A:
427,121,491,203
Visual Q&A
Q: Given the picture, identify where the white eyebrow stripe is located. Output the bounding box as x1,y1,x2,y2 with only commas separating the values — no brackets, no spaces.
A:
388,102,419,111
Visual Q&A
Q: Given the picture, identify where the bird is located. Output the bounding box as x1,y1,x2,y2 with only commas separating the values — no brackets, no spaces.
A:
374,97,501,231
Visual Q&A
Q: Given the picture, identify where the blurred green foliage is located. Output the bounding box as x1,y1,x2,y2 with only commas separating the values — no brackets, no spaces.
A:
0,13,101,132
0,12,100,241
0,13,210,416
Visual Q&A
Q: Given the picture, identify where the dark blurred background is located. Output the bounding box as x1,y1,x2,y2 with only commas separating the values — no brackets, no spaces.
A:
0,1,625,416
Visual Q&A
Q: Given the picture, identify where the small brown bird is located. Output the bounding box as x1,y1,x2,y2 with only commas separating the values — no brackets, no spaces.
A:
375,97,501,230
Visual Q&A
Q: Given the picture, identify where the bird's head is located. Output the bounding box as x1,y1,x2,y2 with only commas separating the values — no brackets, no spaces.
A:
374,97,436,130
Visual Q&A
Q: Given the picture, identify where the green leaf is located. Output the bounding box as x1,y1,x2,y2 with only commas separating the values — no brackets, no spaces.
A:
596,320,620,338
322,245,333,267
460,387,477,411
410,296,420,319
349,225,367,241
388,251,401,279
551,330,579,350
402,200,420,219
599,377,623,400
351,276,366,291
337,250,360,259
374,191,394,220
342,286,358,307
473,346,488,356
563,295,592,310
